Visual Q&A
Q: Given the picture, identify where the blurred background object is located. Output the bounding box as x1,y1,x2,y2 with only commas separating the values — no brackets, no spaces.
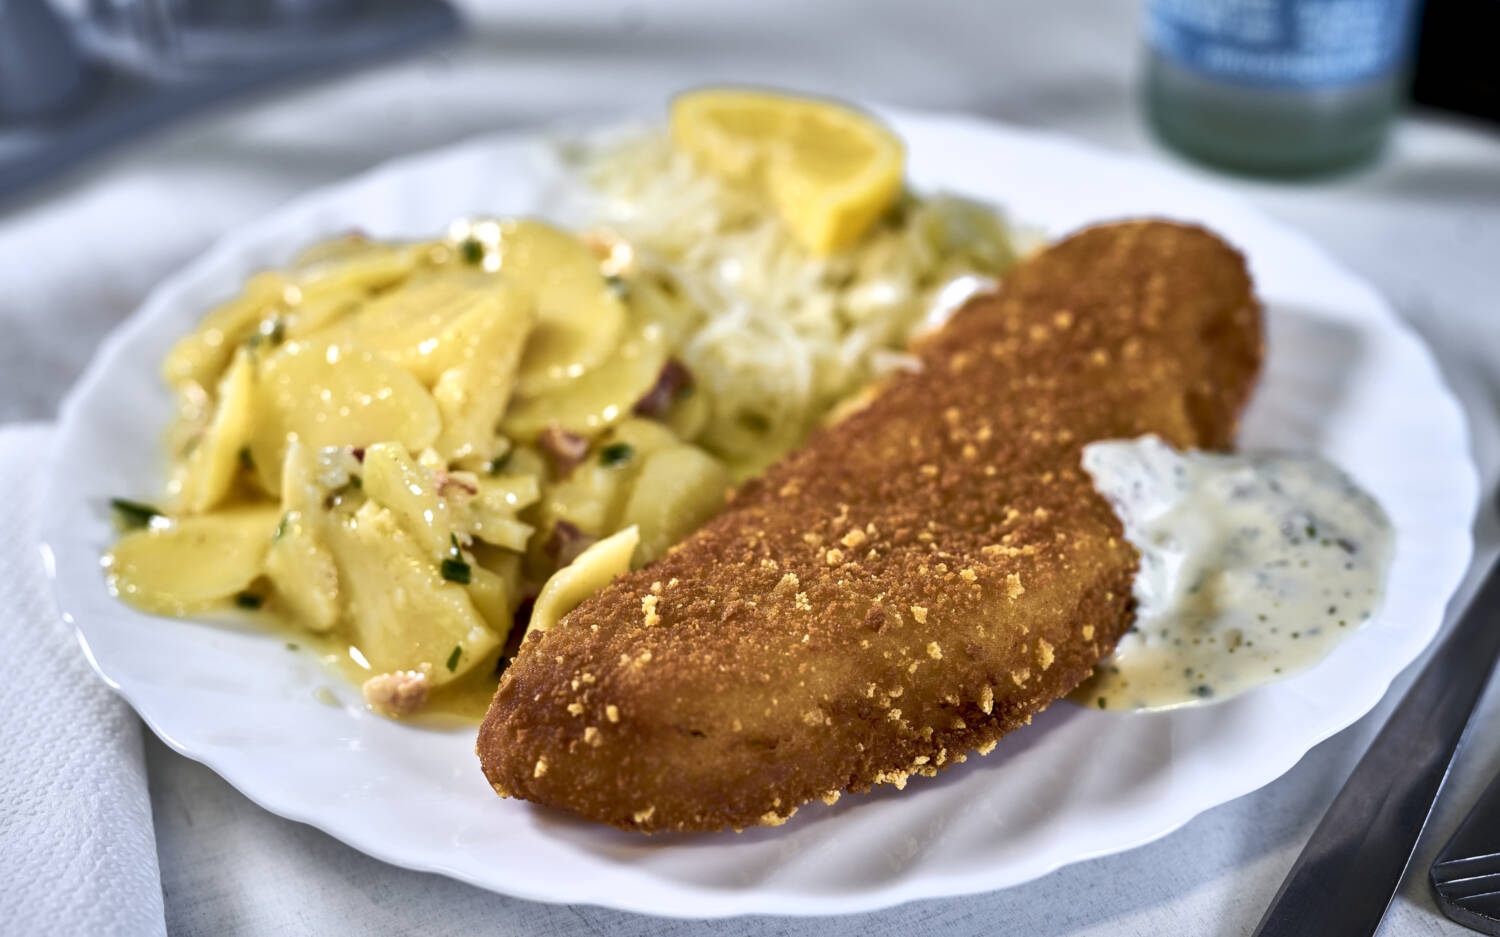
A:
1143,0,1422,176
1411,0,1500,124
0,0,95,121
0,0,458,203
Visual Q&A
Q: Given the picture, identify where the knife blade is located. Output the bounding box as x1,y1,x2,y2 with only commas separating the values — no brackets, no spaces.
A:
1251,555,1500,937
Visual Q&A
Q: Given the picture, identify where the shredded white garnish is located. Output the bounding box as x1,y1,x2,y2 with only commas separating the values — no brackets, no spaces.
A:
563,129,1021,475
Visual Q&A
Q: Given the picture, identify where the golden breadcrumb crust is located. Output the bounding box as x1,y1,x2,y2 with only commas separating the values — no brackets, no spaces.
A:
477,220,1262,832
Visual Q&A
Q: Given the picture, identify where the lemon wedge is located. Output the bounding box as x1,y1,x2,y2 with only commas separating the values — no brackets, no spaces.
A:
669,88,904,255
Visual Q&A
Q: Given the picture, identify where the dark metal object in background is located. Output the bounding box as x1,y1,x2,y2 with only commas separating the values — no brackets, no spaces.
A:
0,0,460,206
1251,555,1500,937
1432,770,1500,935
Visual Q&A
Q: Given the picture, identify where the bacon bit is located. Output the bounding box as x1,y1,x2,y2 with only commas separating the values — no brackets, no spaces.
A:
350,447,366,462
361,671,428,716
633,359,694,418
537,425,589,476
547,520,597,568
434,470,478,497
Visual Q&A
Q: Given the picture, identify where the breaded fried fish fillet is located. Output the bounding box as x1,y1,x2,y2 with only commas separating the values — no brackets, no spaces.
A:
478,221,1262,832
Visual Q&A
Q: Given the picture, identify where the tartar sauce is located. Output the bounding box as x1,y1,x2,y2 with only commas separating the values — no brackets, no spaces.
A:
1073,435,1393,711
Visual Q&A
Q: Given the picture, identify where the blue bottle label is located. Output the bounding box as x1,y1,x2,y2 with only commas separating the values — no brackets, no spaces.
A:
1148,0,1417,89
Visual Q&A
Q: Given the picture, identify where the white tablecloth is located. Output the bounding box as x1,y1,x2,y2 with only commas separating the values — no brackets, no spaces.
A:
3,1,1498,933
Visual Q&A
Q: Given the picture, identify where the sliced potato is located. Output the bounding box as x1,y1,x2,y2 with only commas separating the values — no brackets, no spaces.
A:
623,274,702,350
106,506,281,615
503,320,669,442
162,271,285,391
263,440,340,632
494,445,547,481
475,473,541,511
170,347,257,514
291,238,420,302
249,340,440,495
468,475,539,552
430,284,536,462
276,239,424,340
535,459,630,540
493,220,628,396
325,501,499,686
360,442,454,561
664,386,710,442
620,445,730,565
325,272,519,384
474,544,523,596
265,516,341,632
281,292,362,341
529,525,640,634
465,565,517,639
603,417,684,458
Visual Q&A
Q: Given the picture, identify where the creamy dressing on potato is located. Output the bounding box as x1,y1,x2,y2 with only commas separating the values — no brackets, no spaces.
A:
106,219,740,718
1074,436,1394,711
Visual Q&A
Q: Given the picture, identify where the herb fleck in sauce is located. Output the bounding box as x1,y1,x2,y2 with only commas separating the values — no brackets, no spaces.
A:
1073,436,1393,712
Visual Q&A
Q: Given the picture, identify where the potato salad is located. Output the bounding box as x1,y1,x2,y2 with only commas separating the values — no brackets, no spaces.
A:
106,219,738,718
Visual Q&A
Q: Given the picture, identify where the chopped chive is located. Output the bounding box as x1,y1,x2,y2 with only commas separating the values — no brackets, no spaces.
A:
449,533,463,558
1305,524,1316,538
238,447,254,471
486,453,511,475
285,642,299,651
440,557,472,584
347,475,362,490
234,592,263,610
460,238,484,264
110,498,162,529
599,442,634,467
247,318,285,350
446,645,462,672
605,274,629,298
1097,697,1107,709
274,513,290,541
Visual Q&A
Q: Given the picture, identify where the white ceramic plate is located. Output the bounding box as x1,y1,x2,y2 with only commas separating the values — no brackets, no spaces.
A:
41,109,1478,917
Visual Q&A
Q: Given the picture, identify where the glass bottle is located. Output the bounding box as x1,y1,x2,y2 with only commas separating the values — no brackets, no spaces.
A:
1144,0,1422,176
